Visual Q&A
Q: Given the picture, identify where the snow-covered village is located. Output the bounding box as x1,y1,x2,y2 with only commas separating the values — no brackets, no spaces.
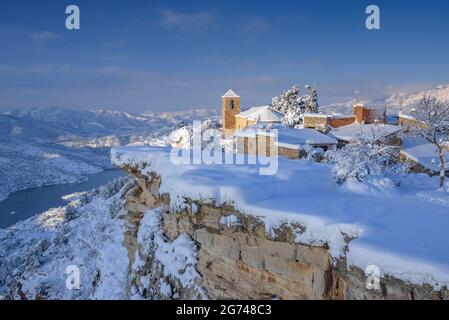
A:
1,0,449,306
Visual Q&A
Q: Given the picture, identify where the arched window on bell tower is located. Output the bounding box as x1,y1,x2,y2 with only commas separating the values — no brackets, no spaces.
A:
230,99,235,110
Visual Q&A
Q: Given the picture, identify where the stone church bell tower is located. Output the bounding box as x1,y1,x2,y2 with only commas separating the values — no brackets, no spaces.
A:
222,89,240,136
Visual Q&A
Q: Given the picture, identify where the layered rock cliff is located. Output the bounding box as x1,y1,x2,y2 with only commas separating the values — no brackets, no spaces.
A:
120,163,449,300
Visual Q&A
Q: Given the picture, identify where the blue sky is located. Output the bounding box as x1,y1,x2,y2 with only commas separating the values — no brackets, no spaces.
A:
1,0,449,112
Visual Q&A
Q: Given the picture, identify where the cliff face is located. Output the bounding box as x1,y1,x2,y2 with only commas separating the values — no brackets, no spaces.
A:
122,165,449,300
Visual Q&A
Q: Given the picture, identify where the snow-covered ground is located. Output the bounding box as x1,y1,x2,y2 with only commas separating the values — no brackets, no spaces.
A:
0,107,217,299
0,107,217,201
112,146,449,289
0,142,106,201
0,177,133,299
132,206,205,299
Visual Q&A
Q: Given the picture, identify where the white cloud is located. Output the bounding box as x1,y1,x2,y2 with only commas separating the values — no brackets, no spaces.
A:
159,10,215,29
0,64,72,75
240,16,268,34
29,31,61,42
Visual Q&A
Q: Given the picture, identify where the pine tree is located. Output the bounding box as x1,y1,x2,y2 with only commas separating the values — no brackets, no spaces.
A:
271,85,320,128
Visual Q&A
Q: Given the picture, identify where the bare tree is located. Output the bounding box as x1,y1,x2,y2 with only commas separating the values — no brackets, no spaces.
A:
411,95,449,189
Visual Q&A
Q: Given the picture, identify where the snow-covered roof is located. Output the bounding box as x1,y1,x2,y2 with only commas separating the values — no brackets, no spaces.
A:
236,106,284,123
235,124,337,149
400,137,449,172
329,123,402,142
222,89,240,98
399,112,417,121
303,113,332,118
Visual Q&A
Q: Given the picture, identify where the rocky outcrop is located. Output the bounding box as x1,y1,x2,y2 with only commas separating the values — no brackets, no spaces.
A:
122,164,449,300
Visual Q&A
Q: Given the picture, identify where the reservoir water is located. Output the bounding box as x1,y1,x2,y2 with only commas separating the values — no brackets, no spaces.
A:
0,169,125,228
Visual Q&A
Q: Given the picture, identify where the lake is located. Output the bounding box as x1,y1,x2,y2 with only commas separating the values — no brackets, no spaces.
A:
0,169,125,229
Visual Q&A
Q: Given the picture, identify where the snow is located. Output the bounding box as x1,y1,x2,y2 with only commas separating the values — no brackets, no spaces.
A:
401,137,449,173
235,124,337,149
191,203,199,214
236,106,284,123
272,126,337,147
398,112,417,121
136,207,202,289
321,100,367,116
322,84,449,117
0,142,104,202
270,85,320,128
61,192,86,202
112,146,449,288
302,113,331,118
222,89,240,98
0,107,217,201
385,84,449,111
156,234,200,288
159,279,173,297
329,123,402,143
220,215,240,228
0,177,133,299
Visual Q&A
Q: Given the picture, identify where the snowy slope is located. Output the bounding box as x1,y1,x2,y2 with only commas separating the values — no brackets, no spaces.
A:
112,146,449,288
0,177,133,299
0,107,217,201
385,84,449,112
321,84,449,116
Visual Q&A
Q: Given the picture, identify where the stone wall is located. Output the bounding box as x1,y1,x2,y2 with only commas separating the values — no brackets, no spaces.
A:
122,165,449,300
236,135,298,159
353,105,386,124
278,146,301,160
222,96,240,135
235,116,256,131
329,116,356,128
303,115,329,131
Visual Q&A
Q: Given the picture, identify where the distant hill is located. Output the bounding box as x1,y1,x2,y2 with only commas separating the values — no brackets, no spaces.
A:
384,84,449,113
321,84,449,116
0,107,217,201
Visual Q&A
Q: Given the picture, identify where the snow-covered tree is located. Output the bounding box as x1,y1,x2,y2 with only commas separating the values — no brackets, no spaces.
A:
302,85,320,114
271,85,301,114
410,95,449,189
169,119,223,151
271,85,320,128
331,127,398,184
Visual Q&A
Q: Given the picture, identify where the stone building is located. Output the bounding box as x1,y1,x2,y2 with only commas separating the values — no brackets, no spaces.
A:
221,89,338,159
222,89,241,136
303,114,356,131
235,106,283,131
397,112,429,132
303,103,387,132
329,123,403,147
353,103,386,124
400,137,449,176
235,124,337,160
222,89,284,135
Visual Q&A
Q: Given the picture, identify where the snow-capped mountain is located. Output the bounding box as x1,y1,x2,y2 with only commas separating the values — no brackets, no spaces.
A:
321,84,449,116
0,107,218,201
320,99,370,116
384,84,449,112
2,107,217,142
